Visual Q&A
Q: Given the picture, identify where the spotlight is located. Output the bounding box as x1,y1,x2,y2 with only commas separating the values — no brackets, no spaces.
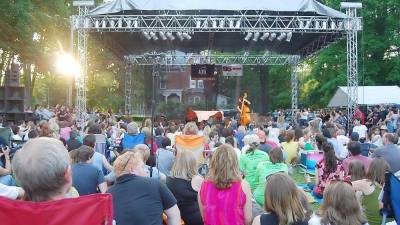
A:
196,20,201,28
149,31,158,40
101,20,107,28
212,20,217,28
315,21,320,29
235,20,241,28
277,33,286,41
229,20,234,28
244,32,253,41
133,20,138,28
94,20,100,28
269,33,277,41
330,21,336,29
260,32,270,41
219,19,225,28
177,32,184,41
338,21,344,29
252,32,260,42
110,20,115,28
182,32,192,40
322,21,327,29
159,31,167,40
142,31,151,40
299,20,304,29
203,20,208,28
304,20,311,29
285,32,293,42
126,20,132,28
118,18,123,28
166,32,175,41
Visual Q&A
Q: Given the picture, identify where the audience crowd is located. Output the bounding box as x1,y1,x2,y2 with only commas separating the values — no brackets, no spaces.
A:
0,104,399,225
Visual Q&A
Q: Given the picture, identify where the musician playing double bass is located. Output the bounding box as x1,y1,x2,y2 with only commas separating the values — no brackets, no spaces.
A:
237,93,251,126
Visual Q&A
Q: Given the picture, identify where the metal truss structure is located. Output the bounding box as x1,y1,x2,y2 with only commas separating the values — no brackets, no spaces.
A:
124,64,133,115
72,3,362,122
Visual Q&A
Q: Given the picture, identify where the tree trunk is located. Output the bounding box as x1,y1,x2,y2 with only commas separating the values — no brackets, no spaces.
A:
258,65,270,115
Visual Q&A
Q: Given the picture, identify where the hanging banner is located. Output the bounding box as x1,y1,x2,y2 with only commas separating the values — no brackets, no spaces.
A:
222,64,243,77
191,64,216,80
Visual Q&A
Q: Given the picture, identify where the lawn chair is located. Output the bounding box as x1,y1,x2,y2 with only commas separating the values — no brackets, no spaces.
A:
0,193,114,225
381,172,400,225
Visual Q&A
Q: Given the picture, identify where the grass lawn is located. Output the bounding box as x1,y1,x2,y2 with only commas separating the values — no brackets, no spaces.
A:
290,166,321,211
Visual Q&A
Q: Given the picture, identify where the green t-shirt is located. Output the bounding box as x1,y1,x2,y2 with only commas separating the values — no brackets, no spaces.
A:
239,149,270,191
253,162,289,207
363,185,383,225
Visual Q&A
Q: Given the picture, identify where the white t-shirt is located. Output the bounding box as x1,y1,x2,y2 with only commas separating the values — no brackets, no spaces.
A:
0,184,22,200
353,125,368,139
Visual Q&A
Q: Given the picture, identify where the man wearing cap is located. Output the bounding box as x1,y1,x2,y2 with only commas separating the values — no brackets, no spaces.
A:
372,133,400,173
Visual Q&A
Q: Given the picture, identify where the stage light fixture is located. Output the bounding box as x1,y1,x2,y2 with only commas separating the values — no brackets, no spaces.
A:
244,32,253,41
252,32,260,42
299,20,304,29
304,20,311,29
196,20,202,28
269,32,277,41
219,19,225,28
182,32,192,40
286,32,293,42
126,20,132,28
149,31,158,40
277,32,286,41
118,18,123,28
133,20,138,28
212,20,217,28
315,21,320,29
260,32,270,41
142,31,151,40
322,21,327,29
101,20,107,28
177,32,184,41
94,20,100,28
166,32,175,41
235,20,241,28
338,21,344,29
110,20,115,28
229,20,234,28
159,31,167,40
203,20,208,28
330,21,336,29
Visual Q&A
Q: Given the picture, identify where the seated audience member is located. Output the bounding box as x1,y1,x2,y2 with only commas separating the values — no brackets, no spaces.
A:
281,130,299,164
166,150,203,225
0,146,15,186
309,181,368,225
252,173,311,225
314,142,345,197
107,152,180,225
254,147,289,207
206,131,219,150
83,134,113,175
298,128,314,151
264,128,279,149
12,137,72,201
371,133,400,173
134,144,166,181
342,141,372,173
240,142,270,191
154,127,164,148
66,130,82,151
199,144,252,225
352,157,390,225
120,122,145,151
346,160,366,182
70,146,107,195
156,137,175,176
326,127,348,160
225,136,241,160
257,130,272,153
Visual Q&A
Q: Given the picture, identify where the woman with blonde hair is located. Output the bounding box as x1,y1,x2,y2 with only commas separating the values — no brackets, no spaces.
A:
183,122,199,135
198,144,252,225
309,181,368,225
252,173,310,225
166,150,203,225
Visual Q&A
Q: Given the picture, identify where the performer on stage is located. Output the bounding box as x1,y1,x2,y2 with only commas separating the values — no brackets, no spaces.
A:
237,93,251,126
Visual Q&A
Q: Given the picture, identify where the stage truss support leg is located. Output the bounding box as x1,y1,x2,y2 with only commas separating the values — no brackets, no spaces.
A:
290,56,300,118
342,3,362,130
125,64,133,115
73,5,90,127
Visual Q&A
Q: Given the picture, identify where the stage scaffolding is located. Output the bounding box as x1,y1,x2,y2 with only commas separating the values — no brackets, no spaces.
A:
72,2,362,124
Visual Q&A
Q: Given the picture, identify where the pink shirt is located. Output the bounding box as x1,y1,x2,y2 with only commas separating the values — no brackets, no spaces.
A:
59,127,72,141
342,155,372,173
200,180,246,225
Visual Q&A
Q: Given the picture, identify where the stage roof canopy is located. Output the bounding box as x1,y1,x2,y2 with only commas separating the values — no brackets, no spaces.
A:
88,0,348,57
328,86,400,107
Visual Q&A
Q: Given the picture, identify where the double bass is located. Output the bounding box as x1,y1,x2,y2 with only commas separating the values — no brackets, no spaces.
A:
237,93,251,126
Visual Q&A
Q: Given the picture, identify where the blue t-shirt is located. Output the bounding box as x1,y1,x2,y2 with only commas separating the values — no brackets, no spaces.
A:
72,163,105,196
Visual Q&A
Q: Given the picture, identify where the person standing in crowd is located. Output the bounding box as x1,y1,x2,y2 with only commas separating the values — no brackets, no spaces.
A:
166,150,203,225
342,141,372,173
326,126,348,160
199,144,252,225
353,118,368,140
314,142,345,197
371,133,400,173
253,147,288,207
107,152,181,225
309,181,368,225
12,138,72,201
252,173,310,225
225,136,241,160
83,134,114,178
70,145,107,195
156,137,175,176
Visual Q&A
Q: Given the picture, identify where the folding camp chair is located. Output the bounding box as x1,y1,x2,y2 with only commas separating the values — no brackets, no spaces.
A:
0,193,114,225
381,172,400,225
